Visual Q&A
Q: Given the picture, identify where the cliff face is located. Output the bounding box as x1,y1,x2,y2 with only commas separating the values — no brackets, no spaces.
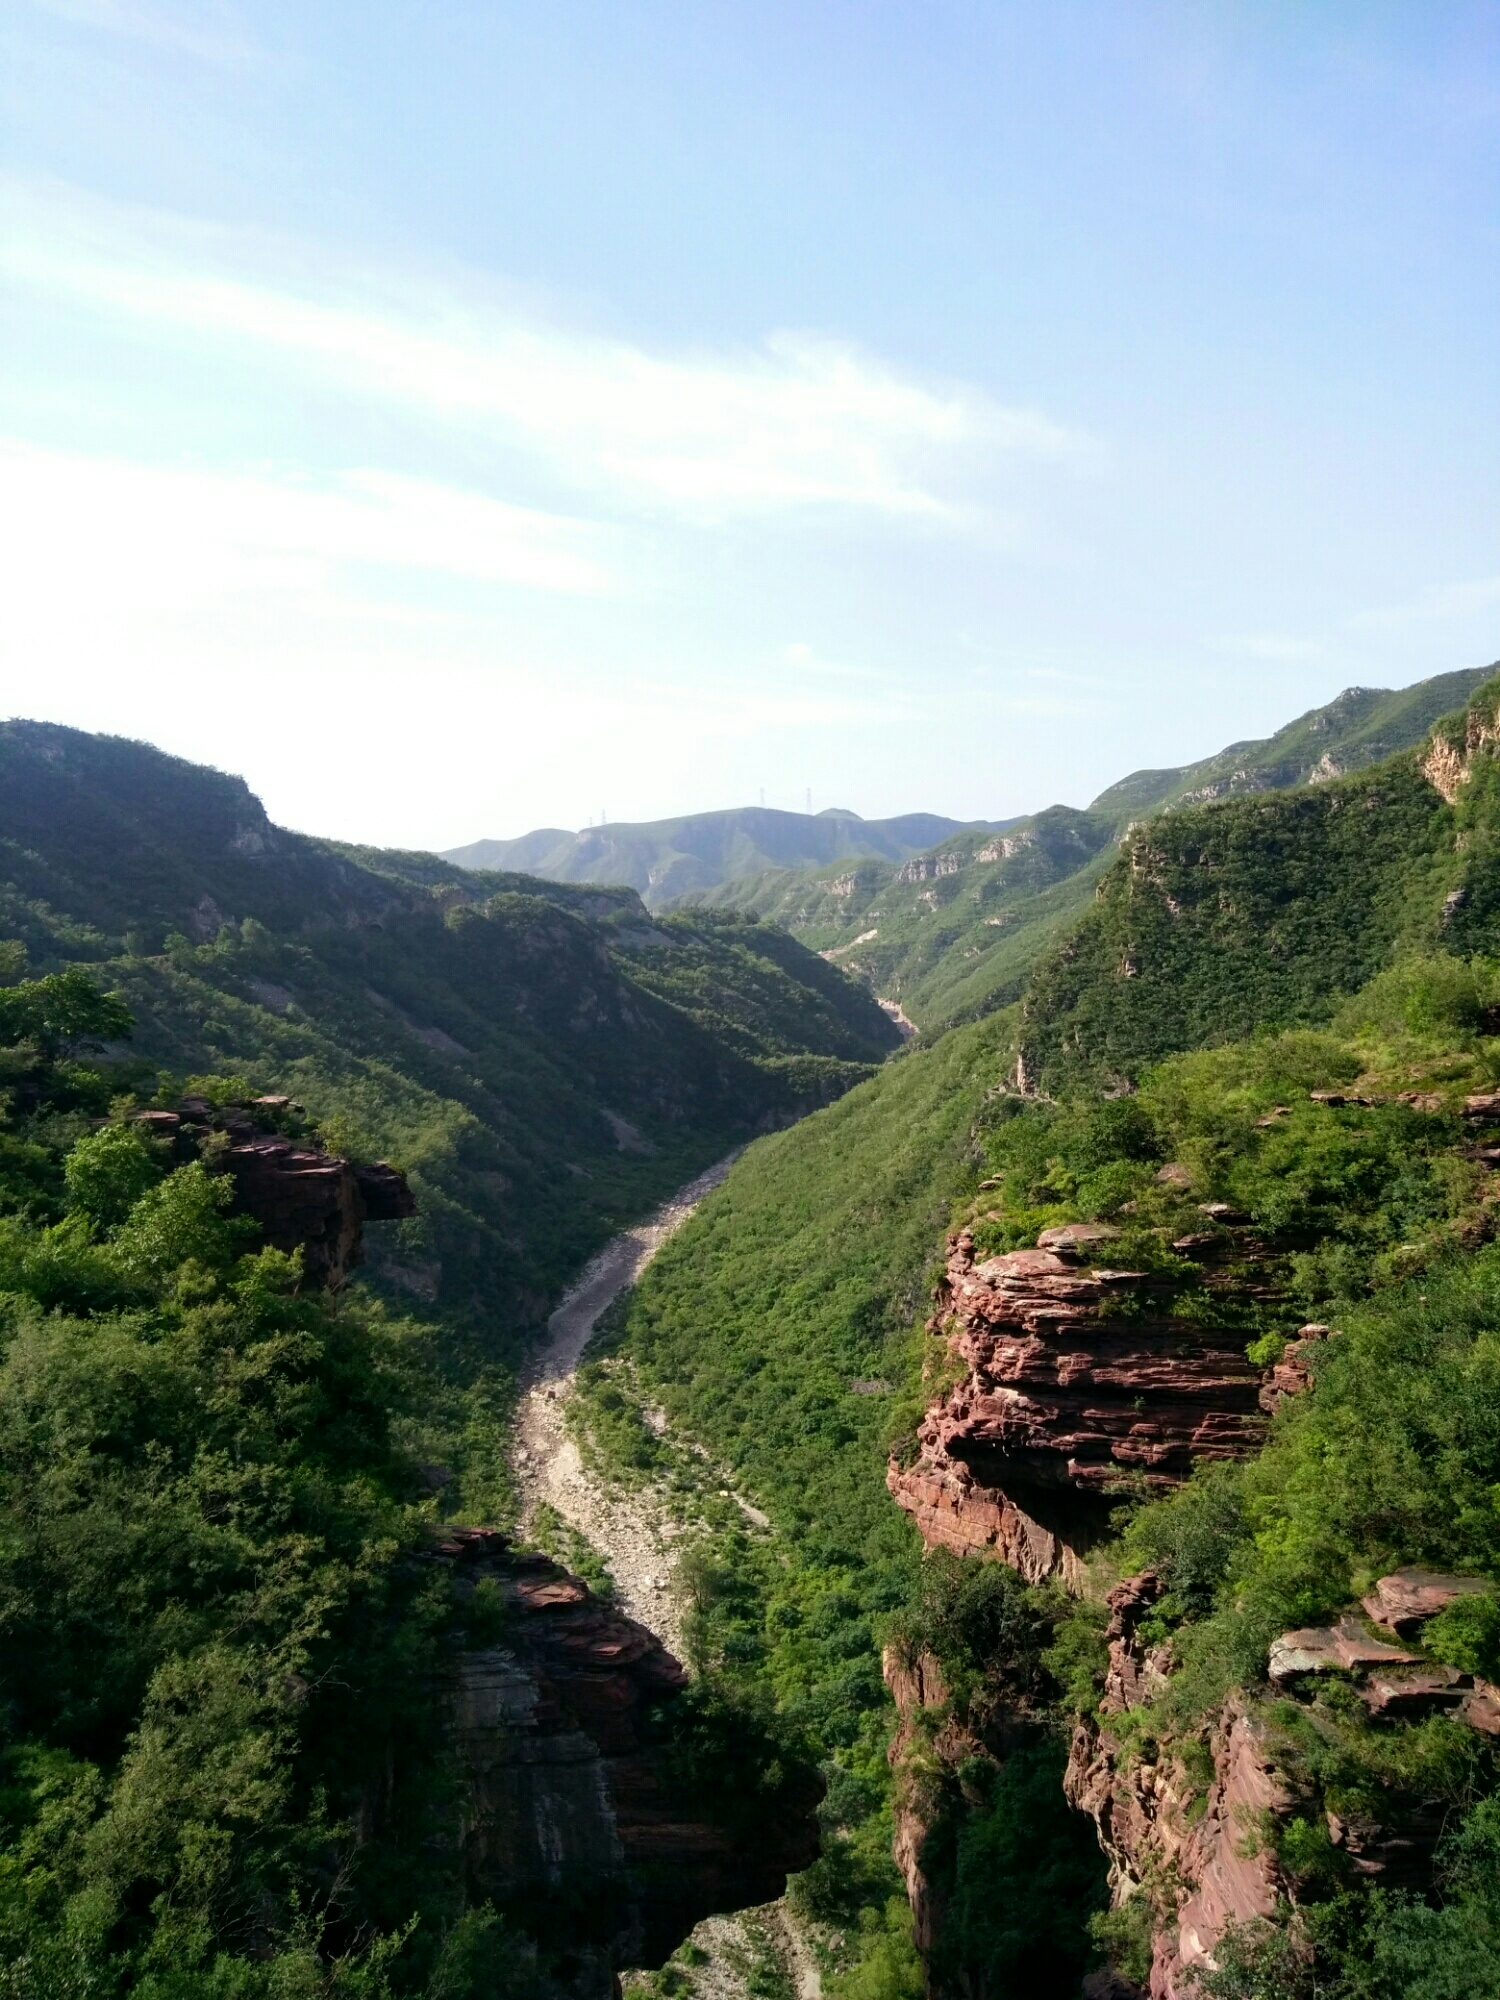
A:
135,1093,415,1287
1065,1568,1500,1998
1061,1572,1291,2000
439,1530,823,1986
889,1226,1267,1586
884,1222,1300,1993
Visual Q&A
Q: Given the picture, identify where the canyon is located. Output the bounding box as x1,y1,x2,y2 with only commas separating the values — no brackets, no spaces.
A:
209,1117,823,1995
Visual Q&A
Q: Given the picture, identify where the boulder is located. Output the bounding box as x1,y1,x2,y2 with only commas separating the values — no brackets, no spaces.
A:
1268,1617,1419,1684
1361,1567,1491,1634
1360,1666,1468,1720
1037,1222,1120,1256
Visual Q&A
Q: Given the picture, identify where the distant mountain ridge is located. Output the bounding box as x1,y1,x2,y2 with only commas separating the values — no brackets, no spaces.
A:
444,806,1009,909
1089,666,1494,819
683,664,1499,1033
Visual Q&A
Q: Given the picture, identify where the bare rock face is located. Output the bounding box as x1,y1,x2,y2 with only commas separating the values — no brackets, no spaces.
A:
1068,1568,1500,1996
1065,1575,1292,2000
882,1646,955,1957
889,1229,1268,1582
440,1530,822,1984
1068,1690,1293,1998
221,1137,415,1286
1258,1324,1336,1413
1361,1566,1491,1633
136,1097,416,1287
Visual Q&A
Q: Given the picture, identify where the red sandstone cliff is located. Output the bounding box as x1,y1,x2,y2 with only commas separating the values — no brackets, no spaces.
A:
135,1093,415,1286
1064,1568,1500,1998
889,1225,1268,1586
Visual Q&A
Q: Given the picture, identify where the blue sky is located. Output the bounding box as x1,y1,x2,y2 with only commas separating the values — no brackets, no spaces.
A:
1,2,1496,847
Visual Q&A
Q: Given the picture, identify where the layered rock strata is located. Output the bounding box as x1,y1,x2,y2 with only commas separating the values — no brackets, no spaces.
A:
1068,1568,1500,1998
438,1529,822,1982
1065,1573,1292,2000
889,1227,1268,1583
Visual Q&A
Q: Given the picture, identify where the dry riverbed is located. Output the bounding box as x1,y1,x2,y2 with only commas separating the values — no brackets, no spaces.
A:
512,1152,739,1653
510,1154,823,2000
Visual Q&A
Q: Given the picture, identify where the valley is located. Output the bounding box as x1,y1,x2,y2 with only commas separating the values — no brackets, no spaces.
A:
3,666,1500,1999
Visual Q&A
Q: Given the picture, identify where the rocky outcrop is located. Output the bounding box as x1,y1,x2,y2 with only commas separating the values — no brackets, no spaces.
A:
221,1137,414,1286
882,1646,956,1958
889,1228,1268,1583
134,1094,415,1286
1067,1568,1500,1997
1258,1323,1335,1412
882,1638,1056,1981
1421,685,1500,802
438,1530,822,1984
1064,1571,1296,1999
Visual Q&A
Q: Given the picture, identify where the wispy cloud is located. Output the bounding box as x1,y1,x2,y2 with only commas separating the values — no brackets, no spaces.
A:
0,442,616,618
22,0,256,63
0,181,1088,523
1216,632,1328,664
1349,576,1500,632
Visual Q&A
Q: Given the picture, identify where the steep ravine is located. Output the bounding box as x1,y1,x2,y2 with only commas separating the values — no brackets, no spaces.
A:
513,1152,739,1651
511,1159,823,2000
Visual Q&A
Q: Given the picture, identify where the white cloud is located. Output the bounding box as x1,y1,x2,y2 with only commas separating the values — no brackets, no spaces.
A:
0,441,616,629
0,181,1087,522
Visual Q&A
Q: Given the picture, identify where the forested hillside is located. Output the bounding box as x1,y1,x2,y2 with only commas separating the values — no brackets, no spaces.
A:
684,666,1494,1035
7,667,1500,2000
0,723,898,1999
587,669,1500,2000
0,723,896,1497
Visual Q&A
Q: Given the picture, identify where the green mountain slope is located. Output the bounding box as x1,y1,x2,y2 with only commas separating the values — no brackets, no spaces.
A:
1089,663,1494,818
1020,673,1500,1087
0,722,898,1369
583,669,1500,1997
444,805,1003,908
686,665,1496,1035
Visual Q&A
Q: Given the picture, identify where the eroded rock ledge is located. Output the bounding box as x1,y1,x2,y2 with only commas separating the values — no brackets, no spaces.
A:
888,1225,1268,1585
135,1092,415,1286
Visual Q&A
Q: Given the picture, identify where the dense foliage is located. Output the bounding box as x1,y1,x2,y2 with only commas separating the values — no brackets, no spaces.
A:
598,935,1500,1994
1020,762,1456,1088
10,674,1500,2000
0,970,818,1998
0,972,462,1995
0,722,895,1494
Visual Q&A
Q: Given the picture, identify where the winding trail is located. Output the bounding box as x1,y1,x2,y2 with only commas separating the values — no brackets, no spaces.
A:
512,1152,739,1656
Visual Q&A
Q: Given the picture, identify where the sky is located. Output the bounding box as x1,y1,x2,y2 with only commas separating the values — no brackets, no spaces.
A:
1,2,1497,849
